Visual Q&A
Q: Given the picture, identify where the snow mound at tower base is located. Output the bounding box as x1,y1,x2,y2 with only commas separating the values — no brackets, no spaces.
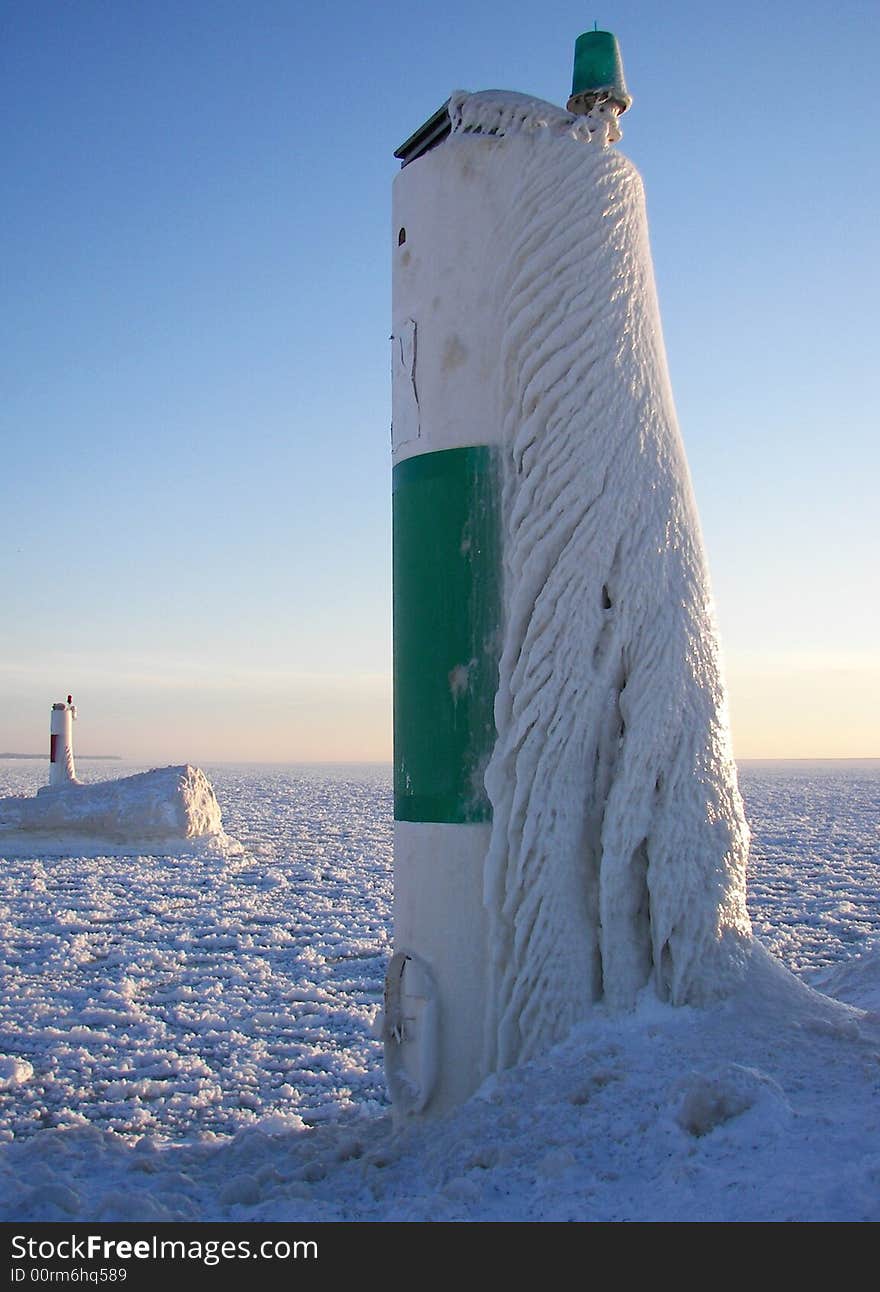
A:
0,765,236,857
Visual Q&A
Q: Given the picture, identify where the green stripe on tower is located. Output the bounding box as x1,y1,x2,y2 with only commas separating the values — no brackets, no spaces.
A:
393,446,501,823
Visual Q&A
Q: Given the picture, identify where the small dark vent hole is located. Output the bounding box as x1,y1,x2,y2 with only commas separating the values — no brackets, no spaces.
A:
601,585,612,609
398,227,407,246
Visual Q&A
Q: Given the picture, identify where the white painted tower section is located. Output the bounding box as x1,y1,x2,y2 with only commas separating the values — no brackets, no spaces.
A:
48,697,79,788
389,119,517,1118
392,135,512,466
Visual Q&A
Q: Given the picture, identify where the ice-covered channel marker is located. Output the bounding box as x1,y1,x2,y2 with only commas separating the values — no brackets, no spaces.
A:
386,28,752,1118
0,697,232,854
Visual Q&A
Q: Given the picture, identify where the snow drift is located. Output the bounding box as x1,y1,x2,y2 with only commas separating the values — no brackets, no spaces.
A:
0,764,226,851
436,91,755,1070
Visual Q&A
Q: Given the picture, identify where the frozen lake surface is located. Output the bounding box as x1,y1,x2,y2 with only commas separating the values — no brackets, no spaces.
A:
0,758,877,1221
0,761,392,1141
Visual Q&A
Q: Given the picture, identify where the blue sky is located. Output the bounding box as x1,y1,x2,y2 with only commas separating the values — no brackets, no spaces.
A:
1,0,877,761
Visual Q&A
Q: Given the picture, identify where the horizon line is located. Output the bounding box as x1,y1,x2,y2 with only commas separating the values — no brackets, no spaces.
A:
4,755,878,767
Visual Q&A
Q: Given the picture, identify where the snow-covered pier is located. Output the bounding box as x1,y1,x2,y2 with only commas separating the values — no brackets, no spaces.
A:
0,763,224,849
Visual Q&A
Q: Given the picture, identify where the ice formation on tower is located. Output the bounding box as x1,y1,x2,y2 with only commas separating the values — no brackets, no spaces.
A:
460,88,753,1070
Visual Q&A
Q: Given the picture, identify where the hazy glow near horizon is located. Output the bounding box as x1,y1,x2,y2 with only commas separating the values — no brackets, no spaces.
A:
2,0,877,762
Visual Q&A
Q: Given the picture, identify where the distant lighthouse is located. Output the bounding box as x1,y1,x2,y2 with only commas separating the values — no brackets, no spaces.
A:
386,27,752,1119
48,695,79,788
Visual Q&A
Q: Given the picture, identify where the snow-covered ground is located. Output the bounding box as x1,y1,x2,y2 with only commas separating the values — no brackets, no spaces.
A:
0,758,877,1221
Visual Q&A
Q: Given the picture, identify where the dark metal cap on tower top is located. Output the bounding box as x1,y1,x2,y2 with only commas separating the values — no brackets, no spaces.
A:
567,29,631,116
